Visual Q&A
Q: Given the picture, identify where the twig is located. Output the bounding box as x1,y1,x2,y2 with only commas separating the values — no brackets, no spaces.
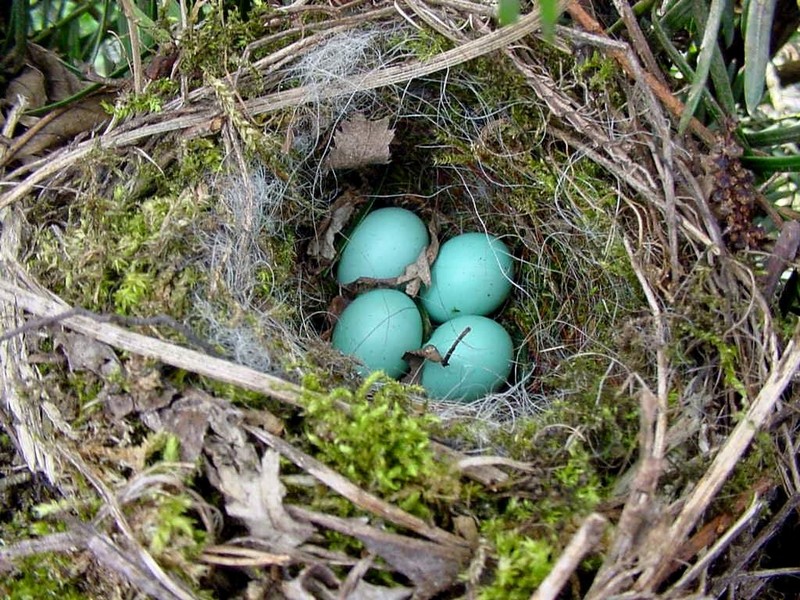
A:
636,318,800,591
0,530,88,563
586,238,671,599
442,326,471,366
711,493,800,596
608,0,667,86
244,5,558,115
200,545,292,567
666,494,764,596
728,567,800,579
565,1,716,147
0,279,306,407
63,449,197,600
119,0,143,94
247,425,471,549
0,102,68,169
762,220,800,298
0,306,219,356
87,530,188,600
667,476,773,582
531,513,607,600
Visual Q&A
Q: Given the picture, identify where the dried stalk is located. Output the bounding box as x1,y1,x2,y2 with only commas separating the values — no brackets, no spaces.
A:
636,318,800,591
247,425,471,548
531,513,607,600
0,279,307,407
0,209,59,481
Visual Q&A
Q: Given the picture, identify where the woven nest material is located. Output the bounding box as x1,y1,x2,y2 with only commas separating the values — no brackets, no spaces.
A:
1,1,799,599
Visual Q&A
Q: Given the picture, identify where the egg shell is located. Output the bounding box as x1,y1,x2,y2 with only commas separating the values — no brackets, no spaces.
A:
332,289,423,378
336,208,429,285
420,233,513,323
421,315,513,402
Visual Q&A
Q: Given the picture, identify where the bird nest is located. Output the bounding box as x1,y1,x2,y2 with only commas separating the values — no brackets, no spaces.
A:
1,1,799,599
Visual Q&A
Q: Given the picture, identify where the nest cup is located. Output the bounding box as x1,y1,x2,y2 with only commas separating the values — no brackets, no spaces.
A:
2,5,793,598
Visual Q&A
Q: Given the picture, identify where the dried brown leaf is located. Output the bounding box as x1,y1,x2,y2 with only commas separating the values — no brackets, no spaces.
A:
15,95,110,159
53,331,120,377
27,43,83,102
348,225,439,297
142,392,214,462
308,204,355,261
325,113,394,170
5,66,47,111
402,246,432,297
207,447,314,548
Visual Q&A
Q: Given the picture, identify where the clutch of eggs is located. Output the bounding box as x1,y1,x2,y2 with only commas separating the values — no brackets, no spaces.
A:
331,209,516,399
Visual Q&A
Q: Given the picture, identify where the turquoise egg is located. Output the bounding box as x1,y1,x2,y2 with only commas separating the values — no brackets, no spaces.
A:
421,315,513,401
337,208,429,285
332,289,423,378
420,233,513,323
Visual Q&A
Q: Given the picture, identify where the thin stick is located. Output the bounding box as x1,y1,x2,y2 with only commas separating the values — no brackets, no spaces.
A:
667,494,764,594
0,306,218,355
636,318,800,591
530,513,607,600
247,425,471,549
442,326,471,366
119,0,144,94
63,449,196,600
0,280,306,408
608,0,666,85
711,493,800,596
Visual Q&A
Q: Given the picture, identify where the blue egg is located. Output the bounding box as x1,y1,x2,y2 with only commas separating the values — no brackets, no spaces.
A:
332,289,423,378
420,233,513,323
421,315,513,401
337,208,429,285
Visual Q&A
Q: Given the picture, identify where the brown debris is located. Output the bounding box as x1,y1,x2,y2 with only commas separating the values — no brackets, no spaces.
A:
324,113,394,170
702,132,766,250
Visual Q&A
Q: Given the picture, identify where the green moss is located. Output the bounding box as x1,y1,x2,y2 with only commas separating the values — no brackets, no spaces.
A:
143,432,183,465
65,372,104,425
476,499,555,599
672,266,755,406
180,5,268,80
391,27,454,60
146,493,206,557
302,372,459,519
0,553,89,600
719,429,778,503
576,50,626,107
31,163,209,316
101,79,179,119
480,533,554,600
174,138,224,186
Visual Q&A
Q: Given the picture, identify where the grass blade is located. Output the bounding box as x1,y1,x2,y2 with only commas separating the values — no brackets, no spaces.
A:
678,0,726,132
742,121,800,146
741,154,800,173
743,0,779,115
